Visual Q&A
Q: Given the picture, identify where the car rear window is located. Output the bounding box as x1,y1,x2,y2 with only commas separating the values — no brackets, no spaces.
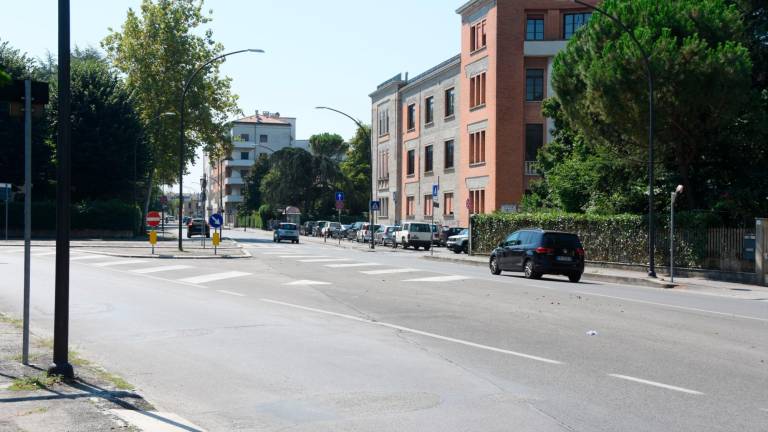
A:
543,233,581,248
280,224,297,230
410,223,431,232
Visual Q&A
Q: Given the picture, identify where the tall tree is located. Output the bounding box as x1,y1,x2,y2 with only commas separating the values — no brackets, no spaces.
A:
340,125,371,215
241,153,270,212
102,0,240,195
309,132,346,213
260,147,316,212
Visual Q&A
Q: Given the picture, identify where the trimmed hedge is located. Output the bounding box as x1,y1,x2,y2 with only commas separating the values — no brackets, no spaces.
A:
238,211,264,229
1,200,141,234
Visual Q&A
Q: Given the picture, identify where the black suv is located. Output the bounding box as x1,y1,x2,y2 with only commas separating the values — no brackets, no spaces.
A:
489,229,584,282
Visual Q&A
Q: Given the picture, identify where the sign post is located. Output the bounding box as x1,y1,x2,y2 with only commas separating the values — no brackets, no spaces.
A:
466,197,473,256
0,183,10,241
431,182,439,256
146,211,161,254
209,213,223,255
159,195,168,235
370,200,380,250
335,192,344,245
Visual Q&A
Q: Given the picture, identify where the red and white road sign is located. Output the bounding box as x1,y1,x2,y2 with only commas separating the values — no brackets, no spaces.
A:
335,200,344,210
146,211,161,227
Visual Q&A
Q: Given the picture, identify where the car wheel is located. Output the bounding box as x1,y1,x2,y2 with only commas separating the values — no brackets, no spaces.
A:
490,256,502,275
392,241,397,249
424,245,431,251
462,244,469,254
524,259,542,279
568,272,582,283
452,248,461,254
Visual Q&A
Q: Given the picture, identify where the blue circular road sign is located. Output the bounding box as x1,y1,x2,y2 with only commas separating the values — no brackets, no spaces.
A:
209,213,223,228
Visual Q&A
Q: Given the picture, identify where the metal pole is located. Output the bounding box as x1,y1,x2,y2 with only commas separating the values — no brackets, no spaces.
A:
670,192,675,283
50,0,74,378
178,101,185,251
4,194,7,241
22,79,32,365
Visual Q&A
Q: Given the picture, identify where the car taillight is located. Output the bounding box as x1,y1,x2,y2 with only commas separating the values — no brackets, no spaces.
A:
535,247,554,254
576,248,585,256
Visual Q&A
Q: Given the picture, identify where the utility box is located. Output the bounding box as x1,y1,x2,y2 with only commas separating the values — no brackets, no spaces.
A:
757,219,767,286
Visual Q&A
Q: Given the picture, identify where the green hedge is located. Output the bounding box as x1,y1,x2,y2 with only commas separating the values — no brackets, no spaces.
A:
471,212,707,267
238,211,263,229
1,200,141,234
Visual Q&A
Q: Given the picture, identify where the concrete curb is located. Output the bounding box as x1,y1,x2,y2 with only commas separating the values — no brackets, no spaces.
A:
422,255,677,288
76,238,251,259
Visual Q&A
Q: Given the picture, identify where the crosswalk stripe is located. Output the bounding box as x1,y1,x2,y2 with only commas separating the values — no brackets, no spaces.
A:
280,255,329,259
71,255,111,261
360,268,420,275
179,271,251,284
217,290,246,297
284,280,331,286
325,263,382,268
402,275,470,282
32,252,58,257
298,258,351,263
92,259,149,267
132,265,192,274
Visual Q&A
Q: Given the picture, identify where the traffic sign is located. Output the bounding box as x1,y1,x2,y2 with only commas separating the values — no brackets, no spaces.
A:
335,200,344,210
159,195,168,205
146,211,161,227
209,213,223,228
432,184,439,197
335,191,344,202
370,200,381,211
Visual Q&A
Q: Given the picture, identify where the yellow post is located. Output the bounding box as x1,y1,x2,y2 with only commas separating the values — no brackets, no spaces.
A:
212,231,220,255
149,230,157,254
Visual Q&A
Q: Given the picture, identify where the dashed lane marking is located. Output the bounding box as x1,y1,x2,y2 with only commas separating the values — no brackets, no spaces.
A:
298,258,352,263
32,251,58,257
360,268,420,275
132,265,192,274
402,275,470,283
324,263,382,268
217,290,246,297
92,259,149,267
179,271,251,284
71,255,110,261
608,374,704,395
280,255,329,259
261,298,564,365
284,280,331,286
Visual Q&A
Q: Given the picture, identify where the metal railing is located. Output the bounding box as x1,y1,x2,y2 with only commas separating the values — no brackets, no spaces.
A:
524,161,539,176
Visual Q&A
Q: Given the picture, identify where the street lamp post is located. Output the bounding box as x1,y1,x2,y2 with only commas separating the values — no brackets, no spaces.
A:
315,106,374,249
178,48,263,251
573,0,657,277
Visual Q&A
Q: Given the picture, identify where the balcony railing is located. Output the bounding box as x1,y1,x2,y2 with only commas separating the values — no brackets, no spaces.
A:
225,176,245,185
224,159,253,168
223,195,243,204
524,161,539,176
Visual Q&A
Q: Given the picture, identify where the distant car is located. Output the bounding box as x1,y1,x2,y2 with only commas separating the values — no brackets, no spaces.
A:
186,218,210,238
356,223,380,243
393,222,432,250
430,224,440,245
302,221,317,236
346,222,364,240
375,225,399,246
446,228,469,254
314,221,329,237
322,222,342,237
440,227,466,247
274,223,300,243
489,229,585,282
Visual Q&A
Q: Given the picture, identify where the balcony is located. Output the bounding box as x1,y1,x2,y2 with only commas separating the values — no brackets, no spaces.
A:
224,159,253,168
223,195,243,204
225,176,245,186
524,40,568,57
524,161,539,176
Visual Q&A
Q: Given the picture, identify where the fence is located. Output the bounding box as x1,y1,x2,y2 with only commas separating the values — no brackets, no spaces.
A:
657,227,755,273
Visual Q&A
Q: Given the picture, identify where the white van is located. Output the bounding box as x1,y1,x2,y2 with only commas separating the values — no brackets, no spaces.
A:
393,222,433,250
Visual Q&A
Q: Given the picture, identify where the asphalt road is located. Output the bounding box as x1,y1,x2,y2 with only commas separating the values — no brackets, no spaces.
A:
0,230,766,431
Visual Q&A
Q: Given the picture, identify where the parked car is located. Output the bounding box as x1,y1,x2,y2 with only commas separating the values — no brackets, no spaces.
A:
393,222,433,250
356,223,380,243
489,229,585,282
301,221,317,236
313,221,329,237
346,222,364,240
274,223,300,243
374,225,400,246
186,218,210,238
446,228,469,254
440,227,466,247
430,224,441,245
322,222,342,237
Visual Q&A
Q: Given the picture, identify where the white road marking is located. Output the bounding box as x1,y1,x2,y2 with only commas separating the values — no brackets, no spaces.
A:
179,271,251,284
132,265,192,274
280,255,329,259
261,252,293,255
217,290,245,297
360,268,420,275
92,259,148,267
298,258,352,263
261,298,563,365
32,251,57,257
403,275,470,282
325,263,382,268
577,291,768,323
284,280,331,286
71,255,110,261
109,409,207,432
608,374,704,395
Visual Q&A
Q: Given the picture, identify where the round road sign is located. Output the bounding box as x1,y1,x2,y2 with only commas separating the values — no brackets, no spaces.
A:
209,213,223,228
146,211,161,227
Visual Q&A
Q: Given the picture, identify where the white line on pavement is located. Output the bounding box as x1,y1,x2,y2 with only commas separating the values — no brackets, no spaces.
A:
180,271,251,284
360,268,420,275
402,275,470,282
324,263,382,268
109,409,207,432
261,298,564,365
576,291,768,323
32,252,58,257
298,258,352,263
608,374,704,395
132,265,192,274
280,255,329,259
71,255,110,261
92,259,149,267
217,290,246,297
284,280,331,286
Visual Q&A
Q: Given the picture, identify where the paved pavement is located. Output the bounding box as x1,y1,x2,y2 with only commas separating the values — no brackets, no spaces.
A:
0,229,765,431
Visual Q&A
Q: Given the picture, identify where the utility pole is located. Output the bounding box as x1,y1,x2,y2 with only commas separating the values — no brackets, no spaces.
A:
22,80,31,365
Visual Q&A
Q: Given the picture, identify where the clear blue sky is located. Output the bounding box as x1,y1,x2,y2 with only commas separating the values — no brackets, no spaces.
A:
1,0,461,191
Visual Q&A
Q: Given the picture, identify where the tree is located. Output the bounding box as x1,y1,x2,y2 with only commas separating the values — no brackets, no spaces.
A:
102,0,240,193
550,0,765,219
260,147,316,212
340,125,371,215
242,153,270,212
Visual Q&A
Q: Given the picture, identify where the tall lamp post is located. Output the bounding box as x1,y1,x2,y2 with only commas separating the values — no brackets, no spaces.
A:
573,0,657,277
315,106,374,249
178,48,263,251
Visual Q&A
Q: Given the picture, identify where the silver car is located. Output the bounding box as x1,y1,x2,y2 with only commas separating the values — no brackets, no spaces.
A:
274,223,300,243
375,225,400,246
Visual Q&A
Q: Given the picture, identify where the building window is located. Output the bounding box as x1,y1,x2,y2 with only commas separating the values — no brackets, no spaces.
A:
259,134,268,143
240,151,249,160
225,185,232,195
424,145,433,173
470,19,487,52
564,12,591,39
237,133,250,142
425,96,434,125
469,189,486,214
407,149,415,176
378,108,390,136
378,150,390,180
423,194,433,217
444,192,454,216
526,69,544,101
525,123,544,161
470,72,486,108
526,18,544,40
445,87,455,117
407,103,416,131
406,196,415,217
469,130,486,165
380,197,389,217
444,139,454,169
